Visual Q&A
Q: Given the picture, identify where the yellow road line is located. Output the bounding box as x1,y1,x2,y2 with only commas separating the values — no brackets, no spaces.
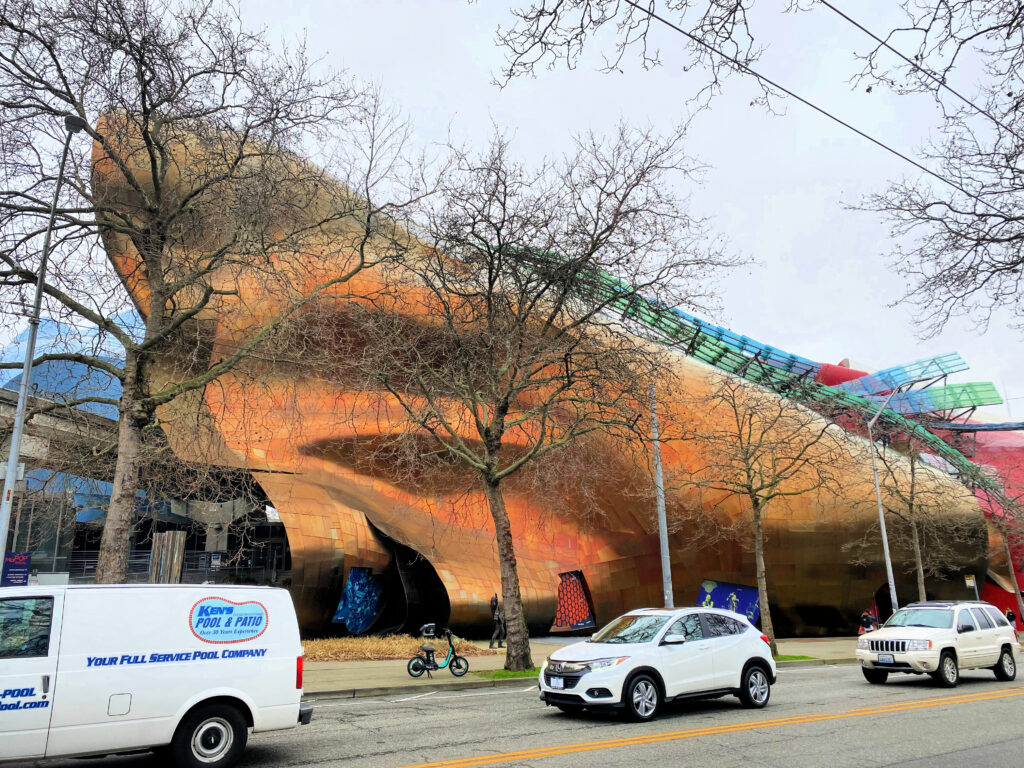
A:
399,686,1024,768
845,685,1024,711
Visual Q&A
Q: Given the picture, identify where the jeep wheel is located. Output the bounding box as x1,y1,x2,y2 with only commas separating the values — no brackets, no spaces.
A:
994,647,1017,682
862,667,888,685
623,674,660,721
931,651,959,688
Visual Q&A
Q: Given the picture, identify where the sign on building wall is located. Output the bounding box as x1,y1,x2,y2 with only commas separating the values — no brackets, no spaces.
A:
696,579,760,623
1,552,31,587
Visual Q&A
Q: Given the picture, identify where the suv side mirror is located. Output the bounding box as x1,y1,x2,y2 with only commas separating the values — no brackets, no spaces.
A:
661,633,687,645
957,623,975,633
1007,611,1017,624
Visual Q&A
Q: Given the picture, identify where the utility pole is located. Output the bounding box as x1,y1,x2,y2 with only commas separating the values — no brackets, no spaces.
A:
0,115,88,573
649,382,674,608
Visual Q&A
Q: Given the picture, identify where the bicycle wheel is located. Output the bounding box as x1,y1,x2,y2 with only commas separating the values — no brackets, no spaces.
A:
449,655,469,677
407,657,427,678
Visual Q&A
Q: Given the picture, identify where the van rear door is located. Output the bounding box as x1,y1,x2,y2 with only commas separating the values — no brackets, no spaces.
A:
0,590,64,758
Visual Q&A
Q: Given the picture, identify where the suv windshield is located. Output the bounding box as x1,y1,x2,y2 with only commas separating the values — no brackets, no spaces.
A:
884,608,954,629
592,614,669,644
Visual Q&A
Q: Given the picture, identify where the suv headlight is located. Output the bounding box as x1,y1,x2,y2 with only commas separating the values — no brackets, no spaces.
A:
585,657,628,672
906,639,932,652
857,636,869,650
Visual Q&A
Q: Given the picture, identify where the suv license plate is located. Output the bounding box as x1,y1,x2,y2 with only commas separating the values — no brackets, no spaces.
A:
550,676,564,689
878,654,894,664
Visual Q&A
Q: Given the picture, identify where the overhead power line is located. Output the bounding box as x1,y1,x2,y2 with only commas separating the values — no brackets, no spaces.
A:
818,0,1024,145
621,0,1014,219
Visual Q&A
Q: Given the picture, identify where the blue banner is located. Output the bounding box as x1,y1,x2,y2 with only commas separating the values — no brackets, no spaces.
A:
333,567,384,634
696,579,760,623
1,552,31,587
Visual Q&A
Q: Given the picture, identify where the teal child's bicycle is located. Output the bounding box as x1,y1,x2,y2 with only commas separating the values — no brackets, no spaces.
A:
407,623,469,678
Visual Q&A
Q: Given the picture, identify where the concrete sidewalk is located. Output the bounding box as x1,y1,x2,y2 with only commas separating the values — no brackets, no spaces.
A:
303,636,861,700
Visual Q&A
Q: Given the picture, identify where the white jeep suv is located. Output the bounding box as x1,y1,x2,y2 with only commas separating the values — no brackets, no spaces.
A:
856,600,1018,687
538,607,777,721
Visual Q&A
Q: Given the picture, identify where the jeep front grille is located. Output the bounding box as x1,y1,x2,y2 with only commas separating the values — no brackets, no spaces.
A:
869,640,907,653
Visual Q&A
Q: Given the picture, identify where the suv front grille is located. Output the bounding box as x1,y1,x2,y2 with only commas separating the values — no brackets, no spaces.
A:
544,673,580,689
869,640,907,653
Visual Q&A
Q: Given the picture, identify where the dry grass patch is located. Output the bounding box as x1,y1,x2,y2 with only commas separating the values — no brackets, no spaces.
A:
303,634,503,662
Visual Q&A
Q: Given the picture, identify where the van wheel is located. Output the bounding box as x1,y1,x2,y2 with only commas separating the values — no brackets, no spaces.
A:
931,651,959,688
171,703,248,768
993,647,1016,681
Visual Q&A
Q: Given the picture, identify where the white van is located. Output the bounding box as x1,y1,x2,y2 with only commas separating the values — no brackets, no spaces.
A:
0,584,313,767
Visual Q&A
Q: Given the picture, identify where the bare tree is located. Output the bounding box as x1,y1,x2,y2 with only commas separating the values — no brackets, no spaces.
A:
677,372,843,655
846,442,986,603
813,0,1024,334
495,1,1024,335
496,0,774,104
307,124,734,669
0,0,416,582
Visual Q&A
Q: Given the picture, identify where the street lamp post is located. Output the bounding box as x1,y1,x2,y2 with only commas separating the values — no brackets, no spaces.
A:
0,115,89,576
649,382,674,609
867,388,900,615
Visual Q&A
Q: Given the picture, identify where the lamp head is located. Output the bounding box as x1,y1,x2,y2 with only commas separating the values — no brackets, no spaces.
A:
64,115,88,134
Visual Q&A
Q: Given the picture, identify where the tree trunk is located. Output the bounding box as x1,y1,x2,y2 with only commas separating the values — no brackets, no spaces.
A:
752,499,777,657
1001,527,1024,638
482,478,533,671
910,520,927,602
94,356,144,584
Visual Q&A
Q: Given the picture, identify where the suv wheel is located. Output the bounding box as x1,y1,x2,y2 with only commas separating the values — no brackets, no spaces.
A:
171,703,248,768
861,667,888,685
993,647,1017,682
931,651,959,688
738,665,771,708
623,674,660,721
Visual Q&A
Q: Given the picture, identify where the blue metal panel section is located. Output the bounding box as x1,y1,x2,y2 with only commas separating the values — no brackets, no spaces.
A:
836,353,968,397
669,307,822,377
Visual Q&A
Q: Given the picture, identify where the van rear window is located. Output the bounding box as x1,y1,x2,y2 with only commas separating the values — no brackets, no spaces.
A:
0,597,53,659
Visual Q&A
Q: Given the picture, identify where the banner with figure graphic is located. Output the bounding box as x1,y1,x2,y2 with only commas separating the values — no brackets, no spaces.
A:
696,579,760,623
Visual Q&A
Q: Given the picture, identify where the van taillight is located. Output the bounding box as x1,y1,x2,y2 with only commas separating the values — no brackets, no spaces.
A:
760,634,771,645
296,656,304,689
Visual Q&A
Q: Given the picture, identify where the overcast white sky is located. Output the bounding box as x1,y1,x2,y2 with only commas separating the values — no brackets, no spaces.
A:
243,2,1020,418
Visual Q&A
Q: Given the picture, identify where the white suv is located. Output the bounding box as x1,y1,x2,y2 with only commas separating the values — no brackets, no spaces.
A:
856,601,1018,687
538,607,777,721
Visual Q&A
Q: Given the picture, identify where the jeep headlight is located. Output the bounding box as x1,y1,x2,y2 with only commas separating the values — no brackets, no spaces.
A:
541,658,550,672
906,639,932,652
585,657,628,672
857,636,869,650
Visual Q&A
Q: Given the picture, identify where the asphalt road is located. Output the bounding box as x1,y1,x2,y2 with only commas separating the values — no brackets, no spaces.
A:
10,665,1024,768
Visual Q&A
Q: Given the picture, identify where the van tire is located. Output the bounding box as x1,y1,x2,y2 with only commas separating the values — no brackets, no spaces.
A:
171,702,248,768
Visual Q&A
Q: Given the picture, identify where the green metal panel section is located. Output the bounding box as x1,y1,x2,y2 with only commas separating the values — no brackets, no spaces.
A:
574,263,1010,505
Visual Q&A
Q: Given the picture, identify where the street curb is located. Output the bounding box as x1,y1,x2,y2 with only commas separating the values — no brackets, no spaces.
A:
304,676,537,701
302,661,862,700
777,658,858,668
